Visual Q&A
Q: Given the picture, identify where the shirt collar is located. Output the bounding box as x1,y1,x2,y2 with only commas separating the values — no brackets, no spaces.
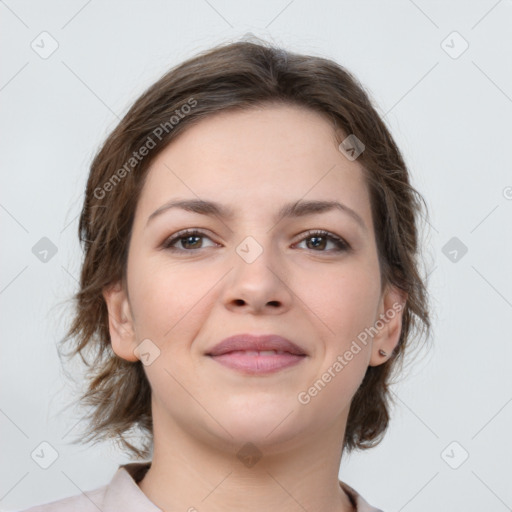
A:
102,462,161,511
104,462,382,512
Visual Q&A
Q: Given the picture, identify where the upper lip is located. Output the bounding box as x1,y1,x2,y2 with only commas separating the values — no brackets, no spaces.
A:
207,334,307,356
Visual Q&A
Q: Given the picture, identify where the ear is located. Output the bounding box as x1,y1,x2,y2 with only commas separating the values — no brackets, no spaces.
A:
368,283,408,367
102,280,139,362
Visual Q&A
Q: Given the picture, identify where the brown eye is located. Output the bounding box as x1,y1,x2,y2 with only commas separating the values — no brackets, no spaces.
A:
295,230,350,252
162,230,216,251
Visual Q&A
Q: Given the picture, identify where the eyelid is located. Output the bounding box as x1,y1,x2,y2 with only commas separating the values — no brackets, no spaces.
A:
160,228,218,250
161,228,351,253
293,229,350,252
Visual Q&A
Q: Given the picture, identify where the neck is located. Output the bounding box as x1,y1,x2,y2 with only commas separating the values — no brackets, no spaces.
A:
138,407,355,512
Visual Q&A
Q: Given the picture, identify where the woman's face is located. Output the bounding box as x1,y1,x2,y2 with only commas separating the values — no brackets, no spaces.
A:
105,104,405,452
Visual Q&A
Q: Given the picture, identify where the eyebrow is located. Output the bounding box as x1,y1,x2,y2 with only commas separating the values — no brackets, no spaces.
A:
146,198,367,232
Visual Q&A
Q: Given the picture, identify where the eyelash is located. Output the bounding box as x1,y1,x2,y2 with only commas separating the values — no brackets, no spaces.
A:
161,229,350,253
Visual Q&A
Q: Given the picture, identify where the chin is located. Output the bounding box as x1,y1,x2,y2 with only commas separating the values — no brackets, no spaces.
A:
217,407,305,446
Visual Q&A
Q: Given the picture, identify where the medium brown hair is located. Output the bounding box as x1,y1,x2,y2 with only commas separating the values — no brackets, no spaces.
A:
59,36,433,459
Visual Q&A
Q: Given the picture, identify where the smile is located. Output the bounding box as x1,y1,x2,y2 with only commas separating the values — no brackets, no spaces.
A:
208,350,306,374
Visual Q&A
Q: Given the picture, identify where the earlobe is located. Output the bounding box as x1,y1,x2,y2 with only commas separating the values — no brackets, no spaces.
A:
368,284,408,367
102,281,139,362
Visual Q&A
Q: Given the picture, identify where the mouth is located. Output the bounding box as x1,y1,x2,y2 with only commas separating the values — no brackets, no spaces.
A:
206,334,307,375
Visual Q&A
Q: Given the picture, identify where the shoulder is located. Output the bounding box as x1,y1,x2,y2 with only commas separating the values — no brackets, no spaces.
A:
16,462,156,512
17,484,108,512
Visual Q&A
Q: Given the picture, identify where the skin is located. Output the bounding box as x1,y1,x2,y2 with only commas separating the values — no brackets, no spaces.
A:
103,104,407,512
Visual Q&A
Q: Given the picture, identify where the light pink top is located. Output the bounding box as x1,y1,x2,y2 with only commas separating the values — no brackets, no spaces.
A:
19,462,384,512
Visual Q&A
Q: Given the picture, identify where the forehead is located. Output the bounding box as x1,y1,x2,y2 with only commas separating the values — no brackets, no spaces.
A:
134,104,372,231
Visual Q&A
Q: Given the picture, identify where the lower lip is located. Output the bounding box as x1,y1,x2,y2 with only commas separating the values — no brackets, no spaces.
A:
208,351,306,374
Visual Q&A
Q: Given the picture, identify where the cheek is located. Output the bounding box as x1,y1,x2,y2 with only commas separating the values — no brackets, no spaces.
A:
306,262,381,337
299,270,377,413
128,254,215,339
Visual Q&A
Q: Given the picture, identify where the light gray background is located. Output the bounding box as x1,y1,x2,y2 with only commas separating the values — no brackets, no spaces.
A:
1,1,511,511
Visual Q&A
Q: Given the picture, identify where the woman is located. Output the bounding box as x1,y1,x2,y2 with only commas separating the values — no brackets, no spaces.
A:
22,37,431,512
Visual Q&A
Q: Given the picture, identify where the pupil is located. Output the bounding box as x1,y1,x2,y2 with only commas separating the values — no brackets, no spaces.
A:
309,236,325,249
184,236,201,248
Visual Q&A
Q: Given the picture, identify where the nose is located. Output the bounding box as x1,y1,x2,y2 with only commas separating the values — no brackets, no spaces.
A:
221,238,293,315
